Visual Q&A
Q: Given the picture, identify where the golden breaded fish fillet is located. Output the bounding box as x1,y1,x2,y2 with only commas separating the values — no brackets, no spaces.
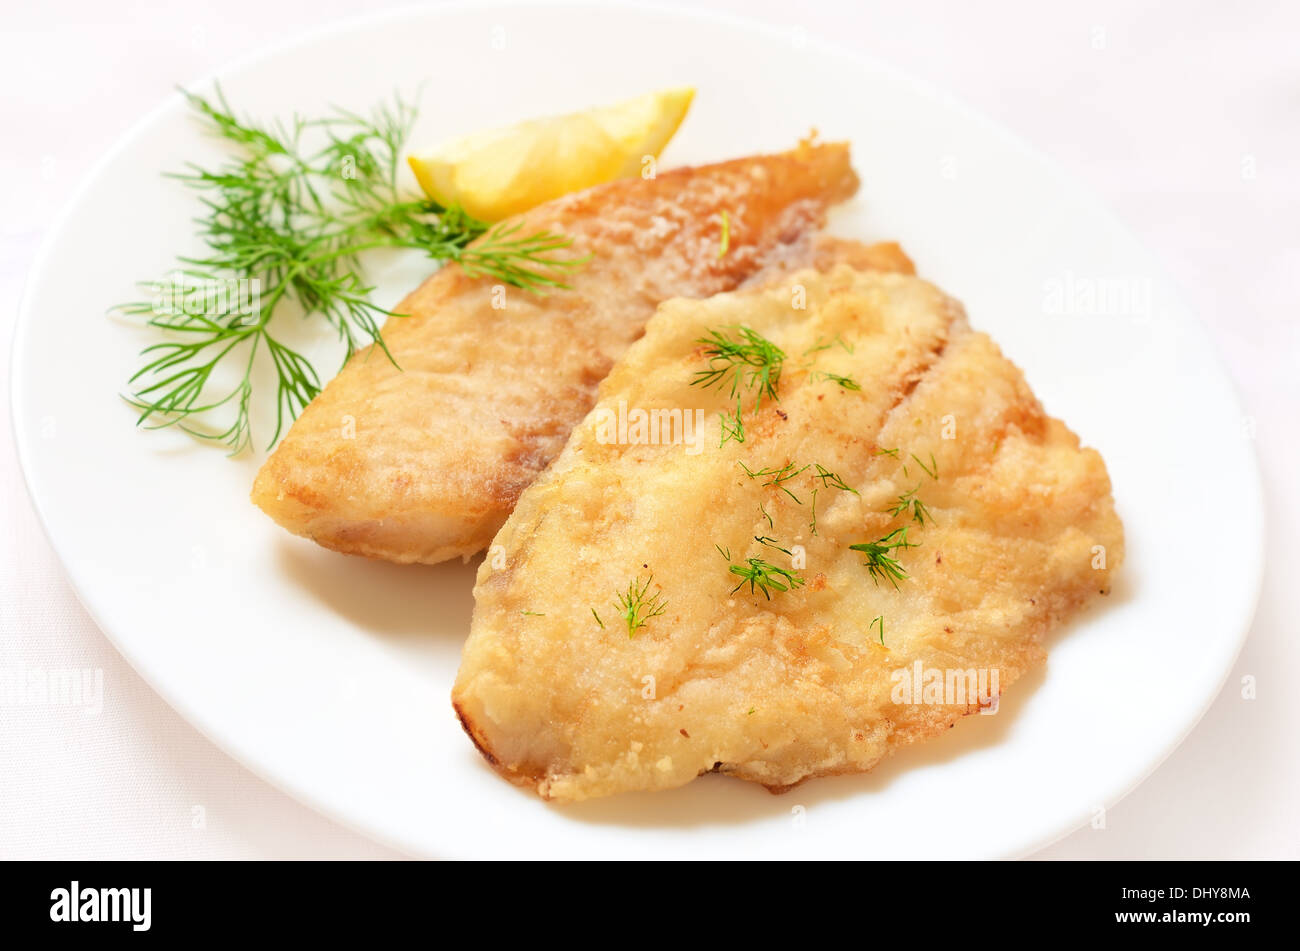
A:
251,142,869,564
453,266,1124,801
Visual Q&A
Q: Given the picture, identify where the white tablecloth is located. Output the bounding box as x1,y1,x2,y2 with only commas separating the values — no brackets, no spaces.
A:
3,0,1297,859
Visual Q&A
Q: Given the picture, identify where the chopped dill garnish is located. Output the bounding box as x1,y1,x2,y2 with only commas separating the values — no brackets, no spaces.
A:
887,485,934,525
118,85,586,454
812,371,861,391
746,707,756,716
870,615,886,645
717,210,730,257
691,324,786,411
719,397,746,446
910,451,939,480
812,464,859,494
738,460,808,503
809,487,819,536
874,447,938,482
728,557,805,600
758,501,774,530
802,333,853,357
519,610,546,617
613,573,668,638
591,608,605,629
849,526,918,588
695,324,785,448
754,535,792,556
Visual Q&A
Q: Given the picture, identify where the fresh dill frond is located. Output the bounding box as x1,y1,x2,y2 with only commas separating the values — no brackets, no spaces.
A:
717,210,730,257
809,487,819,536
870,615,886,645
849,526,918,588
459,219,590,290
520,610,546,616
591,608,605,629
874,447,901,460
614,573,668,637
812,464,859,494
887,484,934,525
691,325,786,411
728,558,805,600
738,460,808,503
119,85,586,454
759,501,774,530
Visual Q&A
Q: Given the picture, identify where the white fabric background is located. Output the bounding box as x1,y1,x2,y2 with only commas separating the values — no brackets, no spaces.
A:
2,0,1296,859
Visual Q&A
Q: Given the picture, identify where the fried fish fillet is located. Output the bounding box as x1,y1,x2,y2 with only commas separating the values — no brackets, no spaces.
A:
452,266,1124,801
251,142,871,564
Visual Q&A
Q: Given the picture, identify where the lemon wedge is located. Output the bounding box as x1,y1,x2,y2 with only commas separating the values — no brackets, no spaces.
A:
408,87,695,222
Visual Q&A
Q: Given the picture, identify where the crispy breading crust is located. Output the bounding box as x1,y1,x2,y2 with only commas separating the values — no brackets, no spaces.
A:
251,143,865,564
453,266,1123,801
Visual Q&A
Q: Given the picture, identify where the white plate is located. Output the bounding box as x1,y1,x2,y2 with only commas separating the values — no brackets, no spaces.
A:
11,2,1263,859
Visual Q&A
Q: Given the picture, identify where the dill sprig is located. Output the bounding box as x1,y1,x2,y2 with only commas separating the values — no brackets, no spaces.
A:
870,615,886,645
715,543,804,599
692,324,786,411
849,526,918,588
910,451,939,480
738,460,808,503
754,535,793,556
694,324,784,447
728,557,805,600
812,464,859,494
812,371,861,391
873,447,938,481
803,333,853,356
118,85,587,453
719,397,746,446
888,484,934,525
614,573,668,637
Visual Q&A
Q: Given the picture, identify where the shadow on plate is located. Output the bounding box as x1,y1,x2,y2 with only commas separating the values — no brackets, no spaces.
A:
274,537,481,641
